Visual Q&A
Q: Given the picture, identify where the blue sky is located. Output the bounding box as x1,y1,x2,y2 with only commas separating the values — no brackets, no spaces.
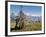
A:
10,5,42,16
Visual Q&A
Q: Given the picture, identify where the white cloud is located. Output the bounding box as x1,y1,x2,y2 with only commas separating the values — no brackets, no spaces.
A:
31,14,41,17
24,12,31,16
24,12,41,17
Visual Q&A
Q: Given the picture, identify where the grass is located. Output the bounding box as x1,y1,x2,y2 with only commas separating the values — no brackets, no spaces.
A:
22,21,42,31
10,21,42,32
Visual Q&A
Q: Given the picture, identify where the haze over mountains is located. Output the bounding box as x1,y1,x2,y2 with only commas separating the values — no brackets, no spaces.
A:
26,16,42,22
14,15,42,22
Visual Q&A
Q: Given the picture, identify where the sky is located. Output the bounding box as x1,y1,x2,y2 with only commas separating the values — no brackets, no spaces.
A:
10,5,42,16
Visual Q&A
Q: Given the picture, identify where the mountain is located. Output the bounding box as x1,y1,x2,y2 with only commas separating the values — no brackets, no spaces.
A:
26,16,42,22
11,15,42,22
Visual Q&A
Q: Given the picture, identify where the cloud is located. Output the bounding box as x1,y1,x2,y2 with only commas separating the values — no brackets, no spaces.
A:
24,12,41,17
24,12,31,16
31,14,41,17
